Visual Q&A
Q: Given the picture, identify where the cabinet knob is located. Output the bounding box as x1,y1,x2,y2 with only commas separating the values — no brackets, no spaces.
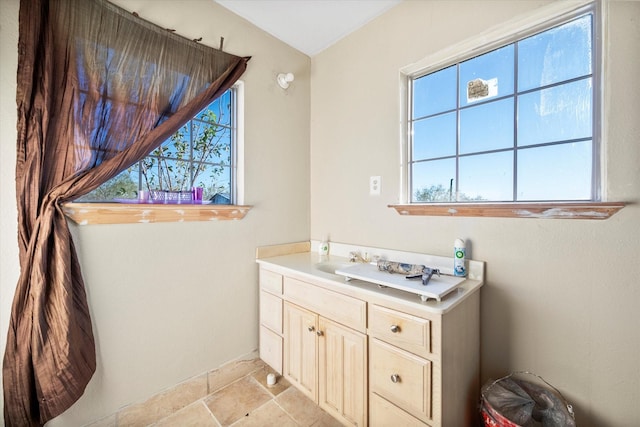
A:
307,325,315,332
390,324,400,333
316,330,324,337
390,374,401,383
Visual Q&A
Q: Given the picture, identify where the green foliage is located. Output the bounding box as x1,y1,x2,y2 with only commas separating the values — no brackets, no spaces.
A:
414,184,484,202
140,109,230,198
78,173,138,201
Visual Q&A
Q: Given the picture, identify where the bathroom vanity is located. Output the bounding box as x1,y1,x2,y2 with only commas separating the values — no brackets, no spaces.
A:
256,242,484,427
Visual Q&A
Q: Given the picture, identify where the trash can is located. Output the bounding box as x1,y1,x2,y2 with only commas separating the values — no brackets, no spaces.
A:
480,372,576,427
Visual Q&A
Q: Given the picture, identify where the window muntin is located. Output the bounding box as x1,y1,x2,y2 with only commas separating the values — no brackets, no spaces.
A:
409,11,596,204
78,88,237,204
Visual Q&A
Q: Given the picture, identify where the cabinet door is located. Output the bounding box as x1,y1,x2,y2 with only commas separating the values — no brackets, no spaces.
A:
284,302,318,402
319,317,367,426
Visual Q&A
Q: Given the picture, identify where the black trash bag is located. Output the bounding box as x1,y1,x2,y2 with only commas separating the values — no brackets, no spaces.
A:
481,374,576,427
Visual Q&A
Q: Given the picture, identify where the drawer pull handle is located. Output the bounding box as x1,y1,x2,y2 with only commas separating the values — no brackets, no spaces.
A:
316,330,324,337
390,374,401,383
390,324,400,333
307,326,315,332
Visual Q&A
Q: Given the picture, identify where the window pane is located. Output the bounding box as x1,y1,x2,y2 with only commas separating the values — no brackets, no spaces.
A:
459,45,514,107
198,90,232,126
460,98,514,154
194,163,231,203
518,14,592,91
413,112,456,160
141,158,191,191
192,121,231,165
413,65,457,118
459,152,513,201
78,170,139,201
412,159,456,202
518,78,592,146
517,141,592,201
151,123,191,160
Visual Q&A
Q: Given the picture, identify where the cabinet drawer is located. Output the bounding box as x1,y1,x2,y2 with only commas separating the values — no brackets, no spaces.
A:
260,325,282,374
284,277,366,332
260,269,283,295
368,304,431,357
260,290,282,334
369,393,426,427
370,338,432,424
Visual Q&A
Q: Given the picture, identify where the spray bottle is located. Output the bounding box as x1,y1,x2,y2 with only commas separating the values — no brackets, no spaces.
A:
318,234,329,256
454,238,466,277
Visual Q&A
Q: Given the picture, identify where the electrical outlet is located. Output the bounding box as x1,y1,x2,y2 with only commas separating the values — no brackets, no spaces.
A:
370,176,381,195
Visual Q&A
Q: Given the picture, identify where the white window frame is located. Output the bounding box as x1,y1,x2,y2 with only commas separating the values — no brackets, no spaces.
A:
399,0,602,205
235,80,245,205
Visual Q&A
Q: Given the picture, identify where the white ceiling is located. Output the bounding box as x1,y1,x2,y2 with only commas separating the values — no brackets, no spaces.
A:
214,0,402,56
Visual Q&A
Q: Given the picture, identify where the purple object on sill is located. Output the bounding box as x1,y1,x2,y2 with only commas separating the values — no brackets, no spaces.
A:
113,198,212,205
192,187,203,203
138,190,150,203
178,191,193,203
164,191,193,204
116,189,209,204
150,190,167,203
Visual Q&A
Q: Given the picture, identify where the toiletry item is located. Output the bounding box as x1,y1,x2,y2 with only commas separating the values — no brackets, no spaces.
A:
318,235,329,256
267,373,276,386
454,239,466,277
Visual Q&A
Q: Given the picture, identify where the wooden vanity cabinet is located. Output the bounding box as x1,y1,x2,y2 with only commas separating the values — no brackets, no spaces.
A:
258,264,480,427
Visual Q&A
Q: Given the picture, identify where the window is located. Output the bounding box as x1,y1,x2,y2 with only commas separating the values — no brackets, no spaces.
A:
407,6,597,204
78,87,238,204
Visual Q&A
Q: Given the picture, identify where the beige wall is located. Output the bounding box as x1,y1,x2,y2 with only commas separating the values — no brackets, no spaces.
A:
0,0,310,425
310,1,640,425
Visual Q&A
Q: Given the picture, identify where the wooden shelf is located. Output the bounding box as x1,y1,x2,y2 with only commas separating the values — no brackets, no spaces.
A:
63,202,252,225
389,202,625,220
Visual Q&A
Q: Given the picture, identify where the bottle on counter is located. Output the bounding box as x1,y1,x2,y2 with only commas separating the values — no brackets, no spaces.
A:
318,235,329,256
454,238,466,277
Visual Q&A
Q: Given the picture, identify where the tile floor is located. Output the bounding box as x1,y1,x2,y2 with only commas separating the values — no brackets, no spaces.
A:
86,357,344,427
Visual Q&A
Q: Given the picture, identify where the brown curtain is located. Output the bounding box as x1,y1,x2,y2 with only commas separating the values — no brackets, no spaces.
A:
4,0,249,425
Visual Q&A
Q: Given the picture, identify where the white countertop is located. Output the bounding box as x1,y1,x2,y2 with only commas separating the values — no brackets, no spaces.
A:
257,251,484,315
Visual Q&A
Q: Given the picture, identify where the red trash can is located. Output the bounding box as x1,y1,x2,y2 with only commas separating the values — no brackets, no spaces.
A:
480,372,576,427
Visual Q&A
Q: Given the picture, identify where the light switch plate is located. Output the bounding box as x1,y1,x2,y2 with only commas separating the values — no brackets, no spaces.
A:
370,176,381,195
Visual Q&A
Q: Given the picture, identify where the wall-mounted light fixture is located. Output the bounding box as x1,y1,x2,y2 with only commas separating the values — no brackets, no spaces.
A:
277,72,295,89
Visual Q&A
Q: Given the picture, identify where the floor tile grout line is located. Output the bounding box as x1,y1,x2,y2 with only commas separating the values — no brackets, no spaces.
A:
199,400,222,427
226,398,288,427
271,390,304,426
207,364,266,395
116,359,331,427
148,400,221,427
205,369,280,427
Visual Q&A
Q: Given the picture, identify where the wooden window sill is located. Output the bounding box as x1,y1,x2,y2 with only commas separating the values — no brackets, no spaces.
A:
389,202,625,220
63,202,252,225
